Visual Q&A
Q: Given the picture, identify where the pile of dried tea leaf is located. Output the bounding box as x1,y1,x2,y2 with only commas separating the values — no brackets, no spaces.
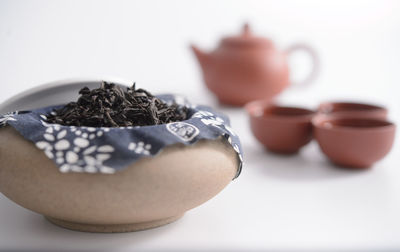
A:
46,82,188,127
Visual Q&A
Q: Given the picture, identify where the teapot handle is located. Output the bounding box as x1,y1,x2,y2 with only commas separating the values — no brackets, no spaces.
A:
285,43,320,87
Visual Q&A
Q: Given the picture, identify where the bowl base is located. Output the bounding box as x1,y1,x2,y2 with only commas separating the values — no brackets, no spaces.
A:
45,214,184,233
217,96,247,107
331,160,372,169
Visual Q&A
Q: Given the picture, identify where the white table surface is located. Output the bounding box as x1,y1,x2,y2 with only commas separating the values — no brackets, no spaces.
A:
1,0,400,251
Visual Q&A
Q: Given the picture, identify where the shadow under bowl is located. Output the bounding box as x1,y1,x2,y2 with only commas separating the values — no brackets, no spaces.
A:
246,100,315,154
313,115,396,168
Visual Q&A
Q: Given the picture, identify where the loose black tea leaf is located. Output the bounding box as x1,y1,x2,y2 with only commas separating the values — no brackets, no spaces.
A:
46,82,188,127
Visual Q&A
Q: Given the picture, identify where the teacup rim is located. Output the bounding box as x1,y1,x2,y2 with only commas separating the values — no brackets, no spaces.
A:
312,114,395,132
245,100,315,121
318,101,387,114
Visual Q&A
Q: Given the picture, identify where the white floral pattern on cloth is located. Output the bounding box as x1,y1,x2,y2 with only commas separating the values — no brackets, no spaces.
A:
192,110,243,165
192,111,236,135
128,141,152,155
0,112,18,127
227,135,244,163
166,122,200,142
36,115,116,174
0,94,243,178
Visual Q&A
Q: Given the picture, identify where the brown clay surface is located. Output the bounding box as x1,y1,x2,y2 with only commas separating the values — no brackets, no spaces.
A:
318,101,387,120
313,115,396,168
192,24,289,106
0,127,238,232
246,101,315,153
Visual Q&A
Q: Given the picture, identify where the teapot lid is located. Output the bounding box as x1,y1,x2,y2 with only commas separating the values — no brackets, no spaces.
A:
221,24,273,48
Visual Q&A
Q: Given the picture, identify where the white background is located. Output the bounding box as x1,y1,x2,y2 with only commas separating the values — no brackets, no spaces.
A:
0,0,400,251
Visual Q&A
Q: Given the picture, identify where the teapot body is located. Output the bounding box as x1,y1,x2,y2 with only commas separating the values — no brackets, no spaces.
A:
202,46,290,106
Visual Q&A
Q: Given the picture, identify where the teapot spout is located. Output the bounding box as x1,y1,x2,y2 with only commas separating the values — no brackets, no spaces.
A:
191,45,211,72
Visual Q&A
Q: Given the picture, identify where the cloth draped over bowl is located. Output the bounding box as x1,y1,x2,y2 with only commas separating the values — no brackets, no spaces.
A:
0,94,243,178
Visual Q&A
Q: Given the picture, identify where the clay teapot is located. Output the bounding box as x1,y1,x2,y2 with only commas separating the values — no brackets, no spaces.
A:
192,24,319,106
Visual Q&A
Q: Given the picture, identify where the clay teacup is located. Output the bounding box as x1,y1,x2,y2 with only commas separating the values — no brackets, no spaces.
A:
246,100,315,154
318,101,387,119
313,115,396,168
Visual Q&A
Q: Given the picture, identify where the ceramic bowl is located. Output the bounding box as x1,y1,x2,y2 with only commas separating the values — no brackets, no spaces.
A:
0,127,238,232
0,78,240,233
313,115,396,168
246,100,315,154
318,101,387,119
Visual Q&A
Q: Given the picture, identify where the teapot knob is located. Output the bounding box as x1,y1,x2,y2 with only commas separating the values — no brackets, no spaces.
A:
242,23,251,36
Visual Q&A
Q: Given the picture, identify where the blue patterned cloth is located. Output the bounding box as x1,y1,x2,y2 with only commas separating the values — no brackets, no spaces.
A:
0,95,243,178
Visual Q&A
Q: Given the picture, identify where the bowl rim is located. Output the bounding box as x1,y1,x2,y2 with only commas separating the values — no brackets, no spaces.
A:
245,100,315,122
312,114,396,133
0,77,132,114
317,101,387,114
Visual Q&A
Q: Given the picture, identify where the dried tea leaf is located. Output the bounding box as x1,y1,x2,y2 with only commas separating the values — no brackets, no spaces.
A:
46,82,188,127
